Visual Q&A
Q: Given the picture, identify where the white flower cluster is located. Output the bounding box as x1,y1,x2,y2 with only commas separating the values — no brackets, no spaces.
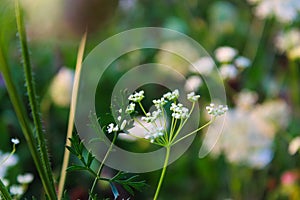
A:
248,0,300,23
187,92,200,102
203,97,290,169
107,123,119,133
185,46,251,91
153,98,167,109
163,89,179,101
170,103,189,119
128,90,144,102
144,127,165,143
126,102,136,114
1,139,34,198
141,109,162,123
214,46,251,80
206,103,228,116
117,89,203,144
7,173,34,197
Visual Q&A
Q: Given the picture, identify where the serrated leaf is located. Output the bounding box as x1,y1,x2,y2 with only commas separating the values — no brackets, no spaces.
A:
66,145,78,156
109,182,119,200
87,151,95,167
122,184,134,196
66,165,87,172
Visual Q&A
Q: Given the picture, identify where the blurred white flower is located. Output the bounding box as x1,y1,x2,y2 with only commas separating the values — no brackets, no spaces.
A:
249,0,300,23
17,173,34,184
0,151,18,178
289,137,300,155
234,56,251,68
214,46,238,63
275,29,300,60
220,64,238,79
204,97,290,169
11,138,20,145
2,179,9,187
189,57,214,75
49,67,74,107
10,185,24,196
234,90,258,110
184,76,203,92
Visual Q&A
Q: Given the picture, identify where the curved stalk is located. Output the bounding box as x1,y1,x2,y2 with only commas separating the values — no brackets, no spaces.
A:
57,31,87,200
153,146,170,200
89,132,118,199
171,119,214,146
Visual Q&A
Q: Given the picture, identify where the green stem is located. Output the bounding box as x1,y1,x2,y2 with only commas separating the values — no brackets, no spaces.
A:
138,102,147,116
171,119,214,146
0,146,16,167
89,132,118,199
170,102,195,143
14,1,56,199
153,146,170,200
0,179,12,200
0,42,54,199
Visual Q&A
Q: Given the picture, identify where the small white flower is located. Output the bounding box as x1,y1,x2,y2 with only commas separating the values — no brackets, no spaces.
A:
170,103,189,119
141,111,160,123
128,90,144,102
10,185,24,196
220,64,238,79
126,103,136,114
117,116,122,121
11,138,20,145
118,109,122,113
187,92,200,102
163,89,179,101
234,56,251,68
153,98,167,108
144,126,165,143
107,123,119,133
17,173,34,184
215,46,238,63
184,76,203,92
289,136,300,155
206,103,228,116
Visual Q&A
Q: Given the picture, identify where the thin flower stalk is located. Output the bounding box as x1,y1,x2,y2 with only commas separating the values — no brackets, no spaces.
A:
89,132,118,200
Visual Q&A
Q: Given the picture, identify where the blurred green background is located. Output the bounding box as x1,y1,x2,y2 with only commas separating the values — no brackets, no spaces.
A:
0,0,300,199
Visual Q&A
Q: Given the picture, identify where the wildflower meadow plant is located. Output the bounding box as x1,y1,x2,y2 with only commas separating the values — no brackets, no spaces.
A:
106,89,227,199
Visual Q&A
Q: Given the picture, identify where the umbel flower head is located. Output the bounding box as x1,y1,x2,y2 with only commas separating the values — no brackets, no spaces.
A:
107,89,228,146
206,103,228,116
